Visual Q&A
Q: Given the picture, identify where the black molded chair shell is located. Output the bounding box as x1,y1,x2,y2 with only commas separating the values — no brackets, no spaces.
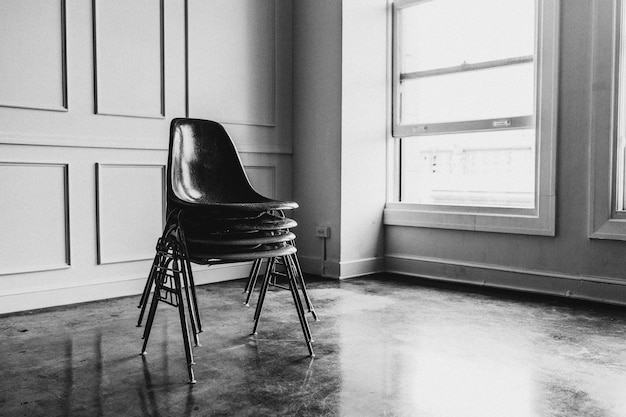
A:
168,118,298,213
180,213,297,236
185,231,295,246
187,242,297,264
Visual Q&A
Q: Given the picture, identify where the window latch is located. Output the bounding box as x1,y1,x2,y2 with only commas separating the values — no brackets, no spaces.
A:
493,119,512,127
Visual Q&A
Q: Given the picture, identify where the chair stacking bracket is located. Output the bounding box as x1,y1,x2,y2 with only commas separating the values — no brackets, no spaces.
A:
139,236,200,384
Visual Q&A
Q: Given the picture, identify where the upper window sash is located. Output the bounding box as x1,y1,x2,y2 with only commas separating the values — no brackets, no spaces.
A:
392,0,537,138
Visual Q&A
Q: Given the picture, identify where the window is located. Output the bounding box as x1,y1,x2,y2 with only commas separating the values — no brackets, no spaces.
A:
590,0,626,240
385,0,559,235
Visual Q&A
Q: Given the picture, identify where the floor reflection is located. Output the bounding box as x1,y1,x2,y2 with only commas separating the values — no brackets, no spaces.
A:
2,276,626,416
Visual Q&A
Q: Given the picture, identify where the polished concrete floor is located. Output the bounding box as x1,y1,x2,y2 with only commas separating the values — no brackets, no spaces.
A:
1,274,626,416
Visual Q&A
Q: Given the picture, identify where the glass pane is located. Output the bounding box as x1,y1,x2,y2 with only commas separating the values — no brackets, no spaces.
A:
399,0,535,73
401,129,536,208
400,63,535,125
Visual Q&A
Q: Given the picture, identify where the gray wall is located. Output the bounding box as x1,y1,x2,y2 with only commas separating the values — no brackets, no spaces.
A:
386,0,626,305
293,0,387,278
293,0,626,305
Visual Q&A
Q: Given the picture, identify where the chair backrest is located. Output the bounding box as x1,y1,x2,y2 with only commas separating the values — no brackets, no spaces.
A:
167,118,262,209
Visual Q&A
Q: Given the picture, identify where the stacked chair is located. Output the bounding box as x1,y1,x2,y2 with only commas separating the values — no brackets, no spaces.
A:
137,118,317,384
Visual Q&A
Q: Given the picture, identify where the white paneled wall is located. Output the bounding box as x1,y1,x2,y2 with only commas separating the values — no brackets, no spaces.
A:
93,0,165,117
0,0,292,314
0,0,67,111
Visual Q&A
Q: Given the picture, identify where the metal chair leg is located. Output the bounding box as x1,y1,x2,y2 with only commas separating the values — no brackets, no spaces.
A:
244,259,263,306
173,268,197,384
140,240,197,384
285,255,314,356
178,254,200,348
252,257,276,334
244,259,262,294
137,251,174,327
141,272,162,353
137,255,158,327
138,253,159,309
290,253,318,321
181,254,203,334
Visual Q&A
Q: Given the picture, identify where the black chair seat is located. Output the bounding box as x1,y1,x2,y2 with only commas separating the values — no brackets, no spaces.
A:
187,241,297,263
181,213,297,236
186,231,295,246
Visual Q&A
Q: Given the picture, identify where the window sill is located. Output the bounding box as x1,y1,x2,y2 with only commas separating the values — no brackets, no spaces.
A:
384,199,555,236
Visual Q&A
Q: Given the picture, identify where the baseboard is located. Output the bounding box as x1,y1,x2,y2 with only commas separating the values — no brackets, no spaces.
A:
386,254,626,307
0,263,251,315
338,257,386,279
298,255,384,279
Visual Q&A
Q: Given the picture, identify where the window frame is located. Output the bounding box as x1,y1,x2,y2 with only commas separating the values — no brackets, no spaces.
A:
589,0,626,240
385,0,559,236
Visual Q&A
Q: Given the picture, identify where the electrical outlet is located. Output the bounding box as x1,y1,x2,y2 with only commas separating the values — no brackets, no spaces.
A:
315,226,331,238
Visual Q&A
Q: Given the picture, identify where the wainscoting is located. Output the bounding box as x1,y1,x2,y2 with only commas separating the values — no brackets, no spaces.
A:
0,0,293,314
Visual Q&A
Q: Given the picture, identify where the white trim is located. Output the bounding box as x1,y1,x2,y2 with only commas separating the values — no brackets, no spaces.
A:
338,257,386,279
386,0,559,236
386,254,626,307
588,0,626,240
0,132,293,154
0,263,250,315
298,255,385,279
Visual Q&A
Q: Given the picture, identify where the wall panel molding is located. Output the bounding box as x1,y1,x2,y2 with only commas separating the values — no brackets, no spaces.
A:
0,131,293,154
96,163,165,264
0,0,68,111
0,162,70,275
93,0,165,118
187,0,277,126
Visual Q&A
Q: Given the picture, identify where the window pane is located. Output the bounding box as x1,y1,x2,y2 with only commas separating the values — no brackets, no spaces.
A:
400,63,535,125
401,129,536,208
399,0,535,73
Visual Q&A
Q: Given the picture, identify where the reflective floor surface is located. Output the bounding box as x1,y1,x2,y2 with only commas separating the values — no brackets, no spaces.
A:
1,274,626,416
